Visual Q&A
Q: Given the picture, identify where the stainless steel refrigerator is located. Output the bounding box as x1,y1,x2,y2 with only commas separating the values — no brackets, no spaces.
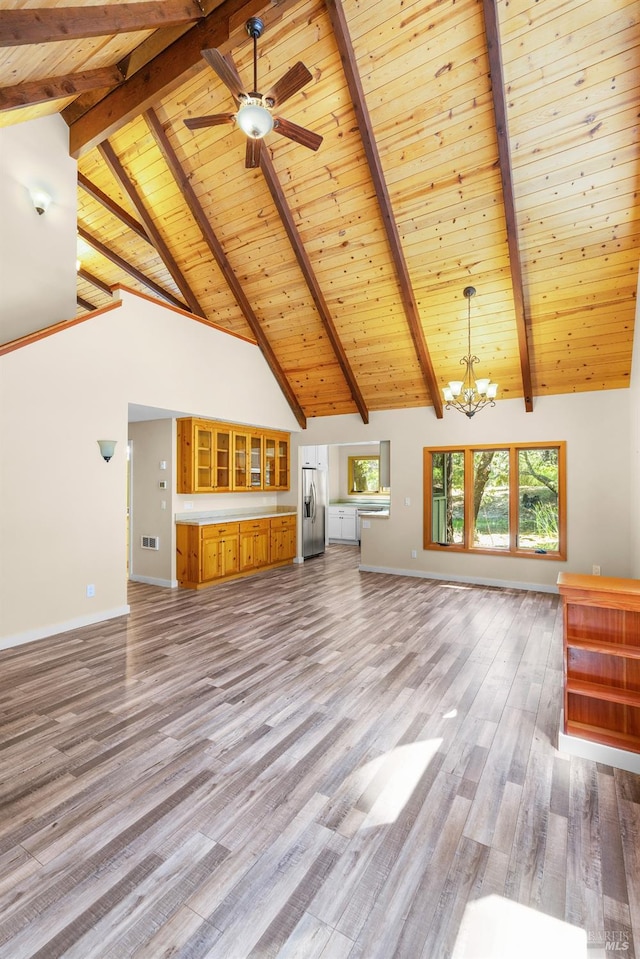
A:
302,467,326,558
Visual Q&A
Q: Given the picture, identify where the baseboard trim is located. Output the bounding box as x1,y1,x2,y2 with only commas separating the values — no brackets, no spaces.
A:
558,711,640,773
357,564,558,594
129,575,178,588
0,605,131,650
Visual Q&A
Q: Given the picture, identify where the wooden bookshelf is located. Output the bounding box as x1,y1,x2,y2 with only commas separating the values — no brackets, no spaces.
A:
557,573,640,755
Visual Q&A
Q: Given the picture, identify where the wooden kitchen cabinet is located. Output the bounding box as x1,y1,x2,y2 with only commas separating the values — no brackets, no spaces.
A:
177,418,233,493
178,418,288,494
558,573,640,755
201,523,239,581
233,431,263,491
176,522,237,587
177,515,296,589
264,432,290,491
270,515,297,563
239,518,270,571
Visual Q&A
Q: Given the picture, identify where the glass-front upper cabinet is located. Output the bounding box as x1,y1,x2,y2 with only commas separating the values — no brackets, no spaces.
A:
195,423,214,491
177,418,290,494
276,435,289,490
233,431,263,490
233,432,249,490
250,434,263,488
264,435,277,490
215,425,232,492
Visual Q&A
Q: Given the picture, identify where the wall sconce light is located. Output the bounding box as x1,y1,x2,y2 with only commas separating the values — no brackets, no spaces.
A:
30,188,52,216
97,440,117,462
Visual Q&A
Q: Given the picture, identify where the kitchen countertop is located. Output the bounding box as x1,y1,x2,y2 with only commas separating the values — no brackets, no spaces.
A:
330,501,390,509
176,506,297,526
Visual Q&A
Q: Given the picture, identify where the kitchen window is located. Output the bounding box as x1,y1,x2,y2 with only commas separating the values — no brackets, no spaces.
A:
348,455,383,495
423,442,566,558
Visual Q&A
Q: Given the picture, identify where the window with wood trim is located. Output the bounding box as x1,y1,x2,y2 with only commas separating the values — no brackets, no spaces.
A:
348,455,383,495
423,442,566,559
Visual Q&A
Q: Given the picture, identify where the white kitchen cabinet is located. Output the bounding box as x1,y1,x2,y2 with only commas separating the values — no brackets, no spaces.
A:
328,506,357,542
302,445,329,470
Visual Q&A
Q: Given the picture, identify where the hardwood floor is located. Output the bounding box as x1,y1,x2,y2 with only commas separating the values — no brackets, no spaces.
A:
0,546,638,959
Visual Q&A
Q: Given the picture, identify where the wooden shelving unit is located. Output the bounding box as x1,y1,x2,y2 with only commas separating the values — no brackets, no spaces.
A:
558,573,640,755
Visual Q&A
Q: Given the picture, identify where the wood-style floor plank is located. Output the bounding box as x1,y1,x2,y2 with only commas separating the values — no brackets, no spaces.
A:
0,546,638,958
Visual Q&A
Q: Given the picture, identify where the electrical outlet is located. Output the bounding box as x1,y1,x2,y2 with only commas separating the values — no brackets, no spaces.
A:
159,460,167,470
592,565,601,576
184,501,194,510
86,584,95,598
161,500,167,510
404,497,411,507
411,549,417,558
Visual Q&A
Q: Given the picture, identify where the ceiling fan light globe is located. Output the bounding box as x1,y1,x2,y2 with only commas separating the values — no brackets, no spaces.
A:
236,99,274,139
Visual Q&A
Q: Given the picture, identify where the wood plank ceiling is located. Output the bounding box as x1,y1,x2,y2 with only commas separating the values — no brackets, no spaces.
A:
1,0,638,427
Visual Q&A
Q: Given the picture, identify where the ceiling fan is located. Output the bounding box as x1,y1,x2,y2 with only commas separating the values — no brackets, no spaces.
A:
184,17,323,169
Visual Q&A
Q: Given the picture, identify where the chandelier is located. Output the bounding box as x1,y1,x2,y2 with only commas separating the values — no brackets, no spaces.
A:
443,286,498,417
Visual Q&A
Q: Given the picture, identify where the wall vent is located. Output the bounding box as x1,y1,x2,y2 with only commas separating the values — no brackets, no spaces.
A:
141,535,159,550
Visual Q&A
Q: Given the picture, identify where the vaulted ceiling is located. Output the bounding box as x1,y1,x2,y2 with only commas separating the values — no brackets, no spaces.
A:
1,0,637,427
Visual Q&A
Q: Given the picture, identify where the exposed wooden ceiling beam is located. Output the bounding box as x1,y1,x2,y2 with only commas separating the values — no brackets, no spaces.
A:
67,0,301,157
77,225,188,311
78,172,149,243
143,107,307,430
325,0,443,419
62,0,228,125
77,295,97,313
258,147,369,425
0,67,123,112
481,0,534,413
77,268,113,297
97,140,206,318
0,2,203,47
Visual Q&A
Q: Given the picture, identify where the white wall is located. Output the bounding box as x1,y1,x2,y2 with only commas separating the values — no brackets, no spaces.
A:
0,115,77,343
294,389,634,591
0,289,299,646
128,419,176,587
630,272,640,578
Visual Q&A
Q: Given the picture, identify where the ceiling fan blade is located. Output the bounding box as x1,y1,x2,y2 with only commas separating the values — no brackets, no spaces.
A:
201,48,246,104
184,114,235,130
273,116,323,152
264,61,312,108
245,137,262,169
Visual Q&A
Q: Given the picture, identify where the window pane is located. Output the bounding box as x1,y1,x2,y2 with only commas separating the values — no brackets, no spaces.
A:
473,450,509,549
518,448,559,552
350,457,380,493
432,451,464,544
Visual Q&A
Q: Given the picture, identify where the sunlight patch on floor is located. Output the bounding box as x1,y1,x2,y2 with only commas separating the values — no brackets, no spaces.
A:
357,739,443,829
452,895,587,958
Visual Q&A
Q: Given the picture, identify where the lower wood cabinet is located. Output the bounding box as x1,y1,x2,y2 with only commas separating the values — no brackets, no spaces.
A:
201,523,239,582
270,515,297,563
239,519,270,571
177,515,296,589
